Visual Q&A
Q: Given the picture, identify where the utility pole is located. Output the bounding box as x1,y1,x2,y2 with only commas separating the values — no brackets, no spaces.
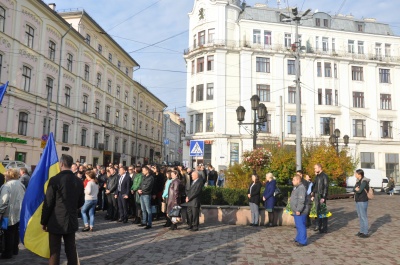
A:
281,7,311,171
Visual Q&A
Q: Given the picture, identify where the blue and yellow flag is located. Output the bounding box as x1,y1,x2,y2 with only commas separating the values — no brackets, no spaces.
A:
0,162,5,174
20,133,60,258
0,81,8,105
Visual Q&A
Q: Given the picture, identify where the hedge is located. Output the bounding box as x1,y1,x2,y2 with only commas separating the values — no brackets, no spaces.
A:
199,186,346,206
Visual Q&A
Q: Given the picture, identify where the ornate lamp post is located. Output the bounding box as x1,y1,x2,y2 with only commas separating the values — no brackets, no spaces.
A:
329,129,349,154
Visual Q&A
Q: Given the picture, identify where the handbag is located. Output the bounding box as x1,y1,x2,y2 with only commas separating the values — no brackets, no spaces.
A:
274,187,281,197
161,202,167,213
151,205,158,214
169,206,182,217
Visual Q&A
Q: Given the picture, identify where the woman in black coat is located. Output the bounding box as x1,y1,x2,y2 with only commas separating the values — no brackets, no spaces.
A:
248,174,262,226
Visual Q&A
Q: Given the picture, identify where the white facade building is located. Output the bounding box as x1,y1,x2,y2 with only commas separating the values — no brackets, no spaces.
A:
184,0,400,182
163,111,185,165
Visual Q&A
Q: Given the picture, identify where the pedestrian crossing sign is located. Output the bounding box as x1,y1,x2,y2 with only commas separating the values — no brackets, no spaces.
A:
189,140,204,157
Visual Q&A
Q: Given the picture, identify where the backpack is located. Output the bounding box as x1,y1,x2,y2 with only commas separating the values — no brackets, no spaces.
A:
365,186,374,200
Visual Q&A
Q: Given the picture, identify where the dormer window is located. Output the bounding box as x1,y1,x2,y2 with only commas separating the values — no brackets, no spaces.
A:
357,24,363,32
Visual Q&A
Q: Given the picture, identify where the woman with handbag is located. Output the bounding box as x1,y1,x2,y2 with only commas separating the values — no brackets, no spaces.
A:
263,173,277,227
248,174,262,226
0,169,26,259
167,170,181,230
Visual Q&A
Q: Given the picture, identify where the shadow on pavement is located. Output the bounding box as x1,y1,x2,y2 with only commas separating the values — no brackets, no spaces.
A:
369,213,391,236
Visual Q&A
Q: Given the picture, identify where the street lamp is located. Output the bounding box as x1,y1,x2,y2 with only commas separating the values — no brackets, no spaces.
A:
329,128,349,153
236,94,268,151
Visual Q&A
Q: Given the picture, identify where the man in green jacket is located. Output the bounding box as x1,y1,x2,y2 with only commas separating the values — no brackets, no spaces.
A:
131,166,143,224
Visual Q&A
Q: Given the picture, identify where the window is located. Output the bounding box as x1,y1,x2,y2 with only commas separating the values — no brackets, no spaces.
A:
288,87,296,104
287,115,297,134
95,101,100,118
191,60,195,74
85,34,91,45
353,119,366,137
46,77,53,102
82,95,88,113
122,91,128,103
264,31,272,46
315,36,319,51
351,66,363,81
125,67,129,75
107,79,112,93
324,63,331,77
96,72,101,87
334,64,338,78
323,19,329,27
287,60,295,75
358,41,364,54
114,138,119,152
208,28,215,43
145,124,148,132
320,117,335,136
67,53,73,71
43,118,51,135
123,139,127,154
348,40,354,53
124,114,128,128
193,34,197,48
189,115,193,134
206,83,214,100
84,64,90,81
325,89,332,105
317,62,322,77
98,44,102,54
385,154,399,183
118,61,121,69
108,53,112,62
132,118,135,130
259,114,271,133
105,135,110,150
315,18,320,26
379,69,390,83
332,38,336,52
284,33,291,48
191,87,194,103
318,89,322,105
380,94,391,110
197,57,204,72
357,24,363,32
62,124,69,143
196,84,204,101
133,96,136,107
106,106,110,122
25,25,34,48
115,110,119,125
0,7,5,32
253,29,261,44
385,44,391,57
381,121,393,138
22,66,31,92
195,113,203,133
207,55,214,71
198,31,205,46
206,112,213,132
94,132,99,148
65,86,70,107
353,92,364,108
18,112,28,136
361,152,375,169
257,84,270,102
256,57,270,73
49,40,56,61
116,86,120,98
375,43,382,59
335,90,338,106
322,37,328,52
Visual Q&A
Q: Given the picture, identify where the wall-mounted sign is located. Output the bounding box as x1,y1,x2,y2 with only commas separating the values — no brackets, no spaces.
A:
0,136,27,144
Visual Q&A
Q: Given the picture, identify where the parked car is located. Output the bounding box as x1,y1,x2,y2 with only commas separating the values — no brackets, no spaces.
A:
0,160,32,175
346,168,388,192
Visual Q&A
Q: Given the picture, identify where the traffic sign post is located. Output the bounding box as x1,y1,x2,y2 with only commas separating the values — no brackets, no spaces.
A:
189,140,204,157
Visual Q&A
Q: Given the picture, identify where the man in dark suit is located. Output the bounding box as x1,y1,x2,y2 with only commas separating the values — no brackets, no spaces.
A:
311,163,329,233
186,171,203,231
115,166,132,223
41,154,85,265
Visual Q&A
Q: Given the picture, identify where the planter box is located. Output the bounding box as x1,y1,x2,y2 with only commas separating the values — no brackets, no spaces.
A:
182,205,295,226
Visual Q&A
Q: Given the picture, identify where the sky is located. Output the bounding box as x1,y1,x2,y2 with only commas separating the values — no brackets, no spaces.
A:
49,0,400,119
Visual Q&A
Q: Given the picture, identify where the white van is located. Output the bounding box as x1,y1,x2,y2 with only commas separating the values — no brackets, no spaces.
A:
346,168,388,192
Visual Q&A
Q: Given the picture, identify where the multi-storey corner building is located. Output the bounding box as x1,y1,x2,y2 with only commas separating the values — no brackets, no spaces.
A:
184,0,400,182
0,0,166,167
163,111,186,165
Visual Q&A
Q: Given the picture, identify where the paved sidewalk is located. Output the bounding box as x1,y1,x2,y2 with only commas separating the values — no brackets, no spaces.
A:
2,193,399,265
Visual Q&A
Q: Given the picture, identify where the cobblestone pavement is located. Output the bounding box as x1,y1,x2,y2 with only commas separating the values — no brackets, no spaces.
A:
2,193,399,265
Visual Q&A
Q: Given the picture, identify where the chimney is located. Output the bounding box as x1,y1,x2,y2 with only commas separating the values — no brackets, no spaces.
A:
48,3,56,11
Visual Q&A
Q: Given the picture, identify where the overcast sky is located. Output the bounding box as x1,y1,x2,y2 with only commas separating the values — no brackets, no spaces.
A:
50,0,400,118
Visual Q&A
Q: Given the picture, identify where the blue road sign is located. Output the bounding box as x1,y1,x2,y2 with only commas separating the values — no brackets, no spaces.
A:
189,140,204,157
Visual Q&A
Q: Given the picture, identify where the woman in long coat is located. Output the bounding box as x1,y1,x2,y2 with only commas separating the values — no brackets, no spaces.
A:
167,170,181,230
263,173,277,227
